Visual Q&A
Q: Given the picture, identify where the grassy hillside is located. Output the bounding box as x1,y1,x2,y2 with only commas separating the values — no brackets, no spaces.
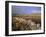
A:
12,13,41,31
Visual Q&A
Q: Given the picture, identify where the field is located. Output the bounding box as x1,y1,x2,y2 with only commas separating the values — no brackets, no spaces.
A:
12,13,41,31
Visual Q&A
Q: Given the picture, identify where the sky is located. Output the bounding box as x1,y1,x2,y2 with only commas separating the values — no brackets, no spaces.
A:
12,6,41,16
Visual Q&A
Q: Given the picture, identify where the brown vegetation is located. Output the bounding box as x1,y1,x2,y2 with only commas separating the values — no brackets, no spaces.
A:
12,14,41,31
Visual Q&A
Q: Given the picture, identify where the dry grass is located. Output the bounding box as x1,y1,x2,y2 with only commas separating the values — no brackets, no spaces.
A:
12,13,41,31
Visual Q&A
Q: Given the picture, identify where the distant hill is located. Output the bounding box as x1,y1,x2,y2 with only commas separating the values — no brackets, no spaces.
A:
12,12,41,16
